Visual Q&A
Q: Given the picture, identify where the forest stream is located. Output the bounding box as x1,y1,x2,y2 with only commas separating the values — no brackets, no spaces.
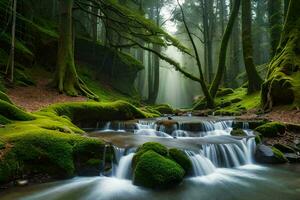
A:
2,117,300,200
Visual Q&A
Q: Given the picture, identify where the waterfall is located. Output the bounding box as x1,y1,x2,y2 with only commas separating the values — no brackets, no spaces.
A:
111,147,136,180
97,118,256,179
185,151,216,176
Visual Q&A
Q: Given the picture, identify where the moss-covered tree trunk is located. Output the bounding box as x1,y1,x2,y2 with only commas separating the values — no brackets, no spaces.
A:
55,0,97,100
209,0,241,98
262,0,299,110
241,0,262,94
268,0,283,57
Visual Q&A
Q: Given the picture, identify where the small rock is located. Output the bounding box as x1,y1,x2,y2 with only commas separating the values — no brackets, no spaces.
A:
15,179,28,186
255,144,287,164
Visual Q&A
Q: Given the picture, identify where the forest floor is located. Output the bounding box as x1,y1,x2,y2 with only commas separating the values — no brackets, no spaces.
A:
7,78,87,112
238,107,300,125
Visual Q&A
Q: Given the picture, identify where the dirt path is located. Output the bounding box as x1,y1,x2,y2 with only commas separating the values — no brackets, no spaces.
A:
7,79,87,112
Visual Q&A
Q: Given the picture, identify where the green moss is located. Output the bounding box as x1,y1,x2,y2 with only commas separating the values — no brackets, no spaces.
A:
152,104,174,114
193,87,260,116
41,100,156,125
216,88,234,97
132,142,168,168
0,91,13,104
133,150,185,189
271,147,288,162
230,129,247,136
0,100,35,121
255,134,262,144
255,122,286,138
168,148,192,174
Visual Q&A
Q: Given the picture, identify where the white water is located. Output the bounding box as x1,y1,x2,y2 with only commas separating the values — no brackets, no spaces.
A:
107,118,256,180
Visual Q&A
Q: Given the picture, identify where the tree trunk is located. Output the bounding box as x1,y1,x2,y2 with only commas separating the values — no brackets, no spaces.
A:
268,0,283,57
55,0,98,100
209,0,241,98
262,0,299,110
241,0,262,94
178,0,214,108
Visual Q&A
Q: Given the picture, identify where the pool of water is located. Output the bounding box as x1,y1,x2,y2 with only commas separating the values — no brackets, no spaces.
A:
1,164,300,200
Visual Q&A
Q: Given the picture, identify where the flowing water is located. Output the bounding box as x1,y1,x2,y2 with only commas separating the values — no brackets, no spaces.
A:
1,117,300,200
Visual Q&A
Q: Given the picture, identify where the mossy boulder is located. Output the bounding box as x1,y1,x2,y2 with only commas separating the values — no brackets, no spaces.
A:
132,142,168,168
133,150,185,189
0,130,106,184
169,148,192,174
132,142,191,189
216,88,234,97
230,129,247,137
254,122,286,138
255,145,288,164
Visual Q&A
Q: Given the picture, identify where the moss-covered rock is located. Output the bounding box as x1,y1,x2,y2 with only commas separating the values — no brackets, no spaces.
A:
231,98,242,103
216,88,234,97
133,150,185,189
273,143,296,153
132,142,168,168
152,104,174,115
230,129,247,137
41,100,156,126
254,122,286,138
255,144,288,164
169,148,192,174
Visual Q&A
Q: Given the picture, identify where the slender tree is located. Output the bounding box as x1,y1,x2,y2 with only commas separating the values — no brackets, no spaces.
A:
209,0,241,98
241,0,262,94
177,0,214,107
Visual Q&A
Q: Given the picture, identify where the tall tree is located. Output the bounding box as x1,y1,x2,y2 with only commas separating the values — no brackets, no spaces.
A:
54,0,97,99
177,0,214,107
209,0,241,98
241,0,262,94
268,0,283,57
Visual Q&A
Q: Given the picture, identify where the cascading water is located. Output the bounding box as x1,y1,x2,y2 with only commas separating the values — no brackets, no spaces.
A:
105,118,256,179
111,147,136,180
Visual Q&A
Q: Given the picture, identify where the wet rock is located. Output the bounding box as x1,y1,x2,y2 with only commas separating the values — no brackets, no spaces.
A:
230,129,247,137
15,179,28,186
156,120,179,135
285,153,300,163
255,122,286,138
255,145,288,164
273,143,295,153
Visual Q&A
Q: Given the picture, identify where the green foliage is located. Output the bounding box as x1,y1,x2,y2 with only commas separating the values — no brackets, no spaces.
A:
133,150,185,189
168,148,192,174
255,122,286,138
